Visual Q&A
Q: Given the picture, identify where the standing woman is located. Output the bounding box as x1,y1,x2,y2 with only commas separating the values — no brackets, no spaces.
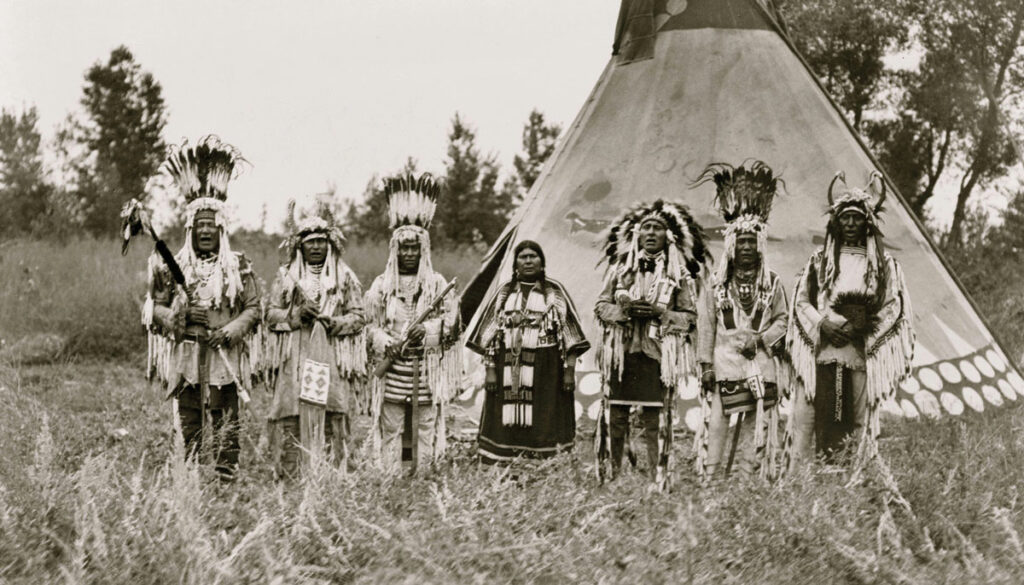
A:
467,241,590,464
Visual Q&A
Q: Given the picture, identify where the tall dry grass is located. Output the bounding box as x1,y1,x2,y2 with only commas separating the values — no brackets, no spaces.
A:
3,237,1024,583
1,361,1023,583
0,237,482,361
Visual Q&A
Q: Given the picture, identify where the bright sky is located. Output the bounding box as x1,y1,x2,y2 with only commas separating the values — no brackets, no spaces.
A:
0,0,621,230
0,0,1007,232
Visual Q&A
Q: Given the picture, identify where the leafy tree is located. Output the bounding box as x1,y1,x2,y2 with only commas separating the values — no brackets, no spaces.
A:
922,0,1024,247
512,109,561,194
779,0,914,129
866,60,972,217
0,107,50,238
435,114,515,246
344,158,418,241
781,0,1024,248
76,45,168,236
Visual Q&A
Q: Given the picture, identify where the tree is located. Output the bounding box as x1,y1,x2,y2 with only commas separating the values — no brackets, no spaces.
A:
866,58,974,217
779,0,914,130
924,0,1024,247
344,158,418,241
435,114,515,246
76,46,168,236
512,109,562,194
0,107,50,238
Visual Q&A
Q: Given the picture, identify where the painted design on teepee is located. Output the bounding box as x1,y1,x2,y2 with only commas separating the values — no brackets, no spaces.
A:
455,0,1023,432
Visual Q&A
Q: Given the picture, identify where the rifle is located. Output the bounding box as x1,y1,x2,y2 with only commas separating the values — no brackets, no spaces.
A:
372,278,458,379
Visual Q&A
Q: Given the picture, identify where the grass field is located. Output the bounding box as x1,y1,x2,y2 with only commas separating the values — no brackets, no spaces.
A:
0,237,482,362
1,360,1023,584
2,237,1024,583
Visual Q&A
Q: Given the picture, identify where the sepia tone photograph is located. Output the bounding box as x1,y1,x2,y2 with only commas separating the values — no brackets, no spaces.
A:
2,0,1023,582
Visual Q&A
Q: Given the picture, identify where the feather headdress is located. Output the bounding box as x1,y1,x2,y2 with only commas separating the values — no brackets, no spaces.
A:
164,135,247,224
694,160,782,232
384,172,441,230
602,199,708,281
694,160,783,285
163,136,248,309
379,172,443,296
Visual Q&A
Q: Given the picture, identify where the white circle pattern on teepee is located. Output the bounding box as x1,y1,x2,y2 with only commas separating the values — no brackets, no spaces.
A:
997,379,1016,401
974,355,995,378
961,387,984,412
938,362,962,384
939,392,964,415
666,0,688,14
1007,371,1024,395
685,407,702,431
587,399,602,421
900,376,920,394
918,367,943,391
913,391,941,417
577,372,601,396
882,398,903,416
959,360,982,383
679,376,699,400
981,385,1003,407
986,349,1006,372
900,399,919,418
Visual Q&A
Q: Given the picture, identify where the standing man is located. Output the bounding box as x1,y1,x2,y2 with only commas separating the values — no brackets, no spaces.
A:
595,200,707,486
143,136,261,477
365,173,461,474
786,172,914,467
694,162,788,480
264,199,366,477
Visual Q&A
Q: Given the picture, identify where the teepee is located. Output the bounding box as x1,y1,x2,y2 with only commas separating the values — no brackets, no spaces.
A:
457,0,1023,430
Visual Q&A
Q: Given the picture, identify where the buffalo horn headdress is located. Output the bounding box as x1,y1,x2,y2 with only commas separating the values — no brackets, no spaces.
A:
827,171,887,225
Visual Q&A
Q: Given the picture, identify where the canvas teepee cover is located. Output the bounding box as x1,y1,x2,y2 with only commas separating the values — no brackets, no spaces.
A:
457,0,1023,431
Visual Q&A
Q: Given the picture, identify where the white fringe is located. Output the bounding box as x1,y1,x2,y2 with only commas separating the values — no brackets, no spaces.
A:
659,334,695,390
865,318,914,408
759,407,779,480
787,317,818,402
599,325,627,382
693,390,712,481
